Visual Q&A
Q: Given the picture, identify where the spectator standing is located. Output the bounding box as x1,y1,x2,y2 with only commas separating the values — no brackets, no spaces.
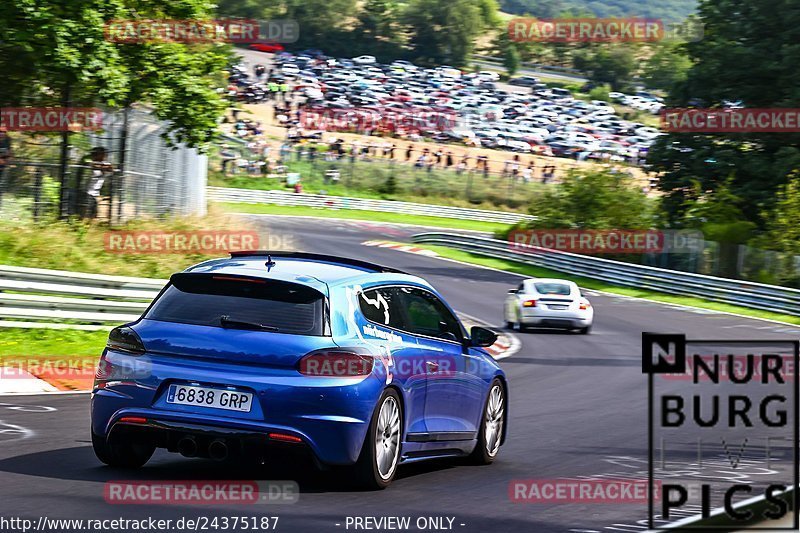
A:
220,145,236,175
0,127,12,179
522,162,534,183
279,81,290,103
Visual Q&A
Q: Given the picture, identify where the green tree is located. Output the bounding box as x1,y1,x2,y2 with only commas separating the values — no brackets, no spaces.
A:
574,45,636,91
491,31,520,76
282,0,358,53
353,0,403,60
0,0,231,217
759,173,800,255
649,0,800,227
403,0,499,66
642,43,691,92
524,169,655,230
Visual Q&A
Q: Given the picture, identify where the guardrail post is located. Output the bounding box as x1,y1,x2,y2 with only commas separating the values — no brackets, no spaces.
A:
32,168,43,222
0,165,6,210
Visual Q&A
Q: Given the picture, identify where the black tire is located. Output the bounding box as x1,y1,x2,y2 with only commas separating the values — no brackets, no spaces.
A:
351,389,403,490
468,379,505,465
92,429,155,468
505,321,514,330
579,325,592,334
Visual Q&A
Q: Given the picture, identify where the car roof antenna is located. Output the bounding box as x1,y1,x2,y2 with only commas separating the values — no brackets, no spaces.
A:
265,254,276,271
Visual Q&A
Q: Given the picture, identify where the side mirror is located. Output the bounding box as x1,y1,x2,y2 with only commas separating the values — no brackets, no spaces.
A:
507,288,517,294
469,326,497,348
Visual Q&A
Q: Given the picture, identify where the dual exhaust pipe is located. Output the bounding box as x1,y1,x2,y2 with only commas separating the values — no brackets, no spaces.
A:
176,436,229,461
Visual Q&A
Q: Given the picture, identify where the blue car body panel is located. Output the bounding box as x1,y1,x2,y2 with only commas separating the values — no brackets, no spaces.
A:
91,255,506,466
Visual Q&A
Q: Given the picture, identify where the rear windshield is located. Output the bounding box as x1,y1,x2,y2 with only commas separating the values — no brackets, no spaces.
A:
145,274,326,335
533,282,572,296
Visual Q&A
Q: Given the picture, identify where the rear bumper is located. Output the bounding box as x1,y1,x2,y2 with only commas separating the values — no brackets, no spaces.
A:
94,398,371,465
520,315,591,328
91,374,384,466
91,350,387,466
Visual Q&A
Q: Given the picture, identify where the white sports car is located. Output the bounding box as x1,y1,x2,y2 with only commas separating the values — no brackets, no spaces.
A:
504,278,593,333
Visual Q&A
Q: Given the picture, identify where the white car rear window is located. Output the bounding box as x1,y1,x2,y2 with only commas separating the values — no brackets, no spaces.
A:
534,282,572,296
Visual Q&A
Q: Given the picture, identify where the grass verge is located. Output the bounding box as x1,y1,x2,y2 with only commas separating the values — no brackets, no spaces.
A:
218,202,510,233
421,244,800,325
0,328,108,358
0,208,257,279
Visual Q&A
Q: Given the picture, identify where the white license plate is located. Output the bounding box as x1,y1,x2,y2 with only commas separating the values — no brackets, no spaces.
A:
167,385,253,412
549,305,568,310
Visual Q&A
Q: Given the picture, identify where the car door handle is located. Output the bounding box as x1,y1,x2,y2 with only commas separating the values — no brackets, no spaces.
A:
426,361,439,373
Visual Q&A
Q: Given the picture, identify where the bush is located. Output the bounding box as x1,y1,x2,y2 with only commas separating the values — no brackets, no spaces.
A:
588,84,612,102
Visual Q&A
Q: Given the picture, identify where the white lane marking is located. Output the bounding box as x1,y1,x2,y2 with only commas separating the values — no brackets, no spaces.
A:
0,420,33,442
0,402,56,412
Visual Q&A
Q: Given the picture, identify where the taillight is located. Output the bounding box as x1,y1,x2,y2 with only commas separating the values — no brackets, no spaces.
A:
96,326,147,389
579,302,591,310
522,300,537,307
118,416,148,424
298,350,374,378
268,432,302,443
106,326,145,354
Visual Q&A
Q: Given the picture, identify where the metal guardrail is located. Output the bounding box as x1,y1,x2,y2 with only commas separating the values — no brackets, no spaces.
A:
472,54,584,75
0,265,164,328
410,232,800,316
208,187,535,225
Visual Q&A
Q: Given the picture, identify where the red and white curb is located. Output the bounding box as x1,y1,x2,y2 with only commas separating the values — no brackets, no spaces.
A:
485,339,512,358
362,240,438,257
457,312,520,361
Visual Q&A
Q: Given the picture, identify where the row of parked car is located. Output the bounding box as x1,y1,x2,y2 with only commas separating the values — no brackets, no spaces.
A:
238,48,664,163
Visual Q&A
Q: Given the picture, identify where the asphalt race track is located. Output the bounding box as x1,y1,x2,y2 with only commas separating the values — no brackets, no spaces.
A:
1,215,798,532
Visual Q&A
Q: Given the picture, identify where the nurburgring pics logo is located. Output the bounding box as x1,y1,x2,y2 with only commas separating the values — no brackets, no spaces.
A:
642,333,799,530
104,19,299,44
662,109,800,132
0,108,104,132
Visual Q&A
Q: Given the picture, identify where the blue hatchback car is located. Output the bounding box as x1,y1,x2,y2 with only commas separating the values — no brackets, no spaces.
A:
91,252,507,488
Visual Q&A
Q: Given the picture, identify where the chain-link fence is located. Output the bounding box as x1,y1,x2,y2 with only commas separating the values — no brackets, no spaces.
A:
0,107,207,224
89,108,207,220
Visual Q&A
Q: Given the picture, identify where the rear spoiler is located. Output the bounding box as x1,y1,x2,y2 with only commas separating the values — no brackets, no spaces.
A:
229,251,410,275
